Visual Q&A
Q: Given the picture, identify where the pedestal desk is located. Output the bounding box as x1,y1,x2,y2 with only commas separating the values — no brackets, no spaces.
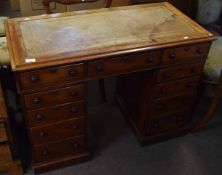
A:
6,2,215,173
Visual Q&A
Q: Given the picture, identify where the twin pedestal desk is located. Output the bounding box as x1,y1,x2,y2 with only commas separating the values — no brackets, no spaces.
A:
6,2,215,173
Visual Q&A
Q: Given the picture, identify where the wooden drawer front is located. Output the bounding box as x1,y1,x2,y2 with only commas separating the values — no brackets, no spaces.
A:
0,123,7,143
88,51,161,78
152,93,194,116
29,118,84,145
154,77,199,99
26,101,85,127
156,63,203,82
162,42,210,64
148,111,188,135
0,144,12,165
33,136,85,162
19,63,85,90
24,84,84,109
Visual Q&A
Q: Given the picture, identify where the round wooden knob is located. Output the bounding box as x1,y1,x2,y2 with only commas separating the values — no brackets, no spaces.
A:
191,68,198,74
163,73,171,79
122,57,129,62
74,143,79,148
154,122,159,128
42,150,48,156
69,70,77,76
39,131,46,137
147,57,154,63
196,48,204,54
29,75,39,83
160,88,167,94
95,65,104,72
35,114,44,120
73,125,79,129
70,91,78,97
169,53,176,60
33,97,41,104
71,107,79,113
49,67,57,73
187,83,194,88
156,104,165,111
183,99,190,105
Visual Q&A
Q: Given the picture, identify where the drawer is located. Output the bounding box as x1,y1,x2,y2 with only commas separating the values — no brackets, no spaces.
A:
151,93,195,116
19,63,85,90
33,136,85,162
162,42,210,64
0,123,7,143
154,77,199,98
23,84,85,109
88,51,161,79
29,118,85,145
26,101,85,127
148,111,188,135
0,144,12,166
156,63,203,82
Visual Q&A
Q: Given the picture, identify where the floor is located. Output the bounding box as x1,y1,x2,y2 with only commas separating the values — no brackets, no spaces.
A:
1,1,222,175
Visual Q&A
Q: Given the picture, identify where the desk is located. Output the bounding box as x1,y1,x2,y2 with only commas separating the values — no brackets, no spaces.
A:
6,2,215,173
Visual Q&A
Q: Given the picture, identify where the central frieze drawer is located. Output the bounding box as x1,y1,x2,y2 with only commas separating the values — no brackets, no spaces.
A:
154,77,199,98
33,136,86,162
26,101,85,127
19,63,85,90
0,123,7,143
29,118,85,145
23,84,84,109
88,51,161,78
156,63,203,82
162,42,210,64
151,93,195,116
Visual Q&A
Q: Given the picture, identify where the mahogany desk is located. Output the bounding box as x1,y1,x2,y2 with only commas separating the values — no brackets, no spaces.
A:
6,2,215,173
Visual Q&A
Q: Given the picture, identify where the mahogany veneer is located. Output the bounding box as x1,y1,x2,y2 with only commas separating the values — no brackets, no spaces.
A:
6,2,215,174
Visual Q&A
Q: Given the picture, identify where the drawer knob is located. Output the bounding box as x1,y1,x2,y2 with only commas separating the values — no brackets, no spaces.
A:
191,68,198,74
147,57,154,63
177,116,184,121
33,97,42,104
71,107,79,113
187,83,194,88
122,57,129,62
154,122,159,128
70,91,78,97
74,143,80,148
29,75,39,83
196,48,204,54
183,99,190,105
35,114,44,120
163,73,171,79
169,53,176,60
42,150,49,156
95,65,104,72
49,67,57,73
156,104,165,111
73,125,79,129
69,70,77,77
160,88,167,94
39,131,46,137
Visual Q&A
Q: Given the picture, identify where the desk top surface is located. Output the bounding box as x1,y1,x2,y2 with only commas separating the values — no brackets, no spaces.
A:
6,2,215,71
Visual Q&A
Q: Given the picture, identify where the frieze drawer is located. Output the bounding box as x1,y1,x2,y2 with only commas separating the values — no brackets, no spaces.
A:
19,63,85,90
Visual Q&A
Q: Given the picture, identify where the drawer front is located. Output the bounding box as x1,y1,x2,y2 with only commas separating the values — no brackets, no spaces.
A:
0,144,12,166
33,136,85,162
154,77,199,98
162,42,210,64
148,111,188,135
19,63,85,90
88,51,161,78
156,63,203,82
0,123,7,143
151,93,195,116
26,101,85,127
29,118,85,145
24,84,84,109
